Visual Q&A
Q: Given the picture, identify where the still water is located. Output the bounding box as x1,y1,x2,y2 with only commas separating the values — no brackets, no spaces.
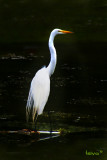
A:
0,43,107,159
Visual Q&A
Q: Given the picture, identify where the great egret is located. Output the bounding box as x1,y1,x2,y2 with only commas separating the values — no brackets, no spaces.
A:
26,29,72,122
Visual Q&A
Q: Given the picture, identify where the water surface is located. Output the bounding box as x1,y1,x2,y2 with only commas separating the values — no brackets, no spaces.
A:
0,43,107,159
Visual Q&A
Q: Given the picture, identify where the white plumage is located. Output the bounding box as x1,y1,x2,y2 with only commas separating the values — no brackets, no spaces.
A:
26,29,72,122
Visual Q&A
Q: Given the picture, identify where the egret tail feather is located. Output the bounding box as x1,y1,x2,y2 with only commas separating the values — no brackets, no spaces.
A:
26,88,34,122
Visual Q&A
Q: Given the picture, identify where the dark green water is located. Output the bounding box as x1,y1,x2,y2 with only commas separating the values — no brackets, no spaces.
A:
0,131,107,160
0,42,107,159
0,0,106,43
0,43,107,122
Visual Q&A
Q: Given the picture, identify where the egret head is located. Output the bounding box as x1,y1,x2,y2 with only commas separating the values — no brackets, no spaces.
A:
49,28,73,44
51,29,73,36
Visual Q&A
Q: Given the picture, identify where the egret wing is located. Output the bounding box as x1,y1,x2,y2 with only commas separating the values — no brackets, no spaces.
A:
26,67,50,122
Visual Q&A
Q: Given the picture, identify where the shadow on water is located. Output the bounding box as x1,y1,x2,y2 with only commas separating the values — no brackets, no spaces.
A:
0,43,107,159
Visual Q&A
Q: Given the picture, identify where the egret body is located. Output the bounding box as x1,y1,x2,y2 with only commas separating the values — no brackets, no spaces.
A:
26,29,72,122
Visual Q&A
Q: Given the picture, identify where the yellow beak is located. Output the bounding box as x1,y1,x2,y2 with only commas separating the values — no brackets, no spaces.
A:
59,30,73,34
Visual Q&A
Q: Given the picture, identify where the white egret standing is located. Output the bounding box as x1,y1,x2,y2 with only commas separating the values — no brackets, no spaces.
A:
26,29,72,123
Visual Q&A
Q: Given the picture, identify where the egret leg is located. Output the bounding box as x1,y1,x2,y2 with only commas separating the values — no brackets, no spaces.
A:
33,111,38,132
48,111,54,136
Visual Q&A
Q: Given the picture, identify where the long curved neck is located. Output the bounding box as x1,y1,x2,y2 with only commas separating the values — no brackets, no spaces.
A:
47,33,57,77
